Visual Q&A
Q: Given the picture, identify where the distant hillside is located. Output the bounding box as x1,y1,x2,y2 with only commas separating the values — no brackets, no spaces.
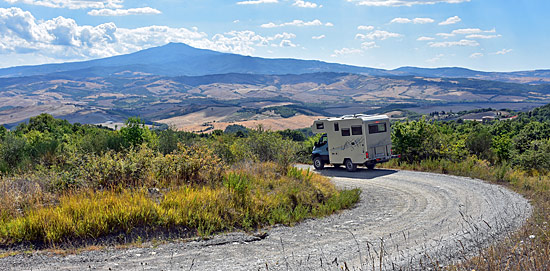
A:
1,72,549,128
0,43,548,84
390,67,550,84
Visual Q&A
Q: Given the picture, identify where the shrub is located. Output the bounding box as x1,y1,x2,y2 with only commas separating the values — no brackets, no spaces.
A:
154,144,226,186
0,133,29,172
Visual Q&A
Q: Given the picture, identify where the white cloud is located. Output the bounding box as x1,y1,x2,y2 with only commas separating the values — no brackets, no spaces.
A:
347,0,470,7
4,0,123,9
260,19,333,28
426,53,444,63
451,28,495,35
433,28,497,39
312,34,325,39
278,39,297,47
0,7,298,61
357,25,374,31
237,0,278,4
293,0,321,8
417,36,435,41
356,30,401,40
331,47,362,57
88,7,161,16
466,34,501,39
390,17,411,24
495,48,512,55
451,28,482,34
436,33,455,38
439,16,461,25
428,39,479,47
470,52,483,58
361,41,377,49
413,18,435,24
390,17,434,24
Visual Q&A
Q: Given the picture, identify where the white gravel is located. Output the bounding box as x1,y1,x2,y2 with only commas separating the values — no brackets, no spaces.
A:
0,167,531,271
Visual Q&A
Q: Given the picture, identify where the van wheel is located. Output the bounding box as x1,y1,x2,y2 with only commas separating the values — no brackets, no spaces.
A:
313,156,325,170
345,159,357,172
366,163,376,170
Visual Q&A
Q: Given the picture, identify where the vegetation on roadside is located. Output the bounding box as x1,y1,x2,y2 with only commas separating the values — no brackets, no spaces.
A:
0,114,359,248
386,103,550,270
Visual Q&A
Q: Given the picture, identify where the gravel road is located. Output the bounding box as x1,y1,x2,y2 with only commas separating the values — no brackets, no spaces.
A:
0,168,531,271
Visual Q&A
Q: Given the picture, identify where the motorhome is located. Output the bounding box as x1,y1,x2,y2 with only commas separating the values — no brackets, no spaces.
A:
311,114,398,171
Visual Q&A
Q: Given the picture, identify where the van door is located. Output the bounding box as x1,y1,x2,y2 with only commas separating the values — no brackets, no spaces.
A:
366,120,391,159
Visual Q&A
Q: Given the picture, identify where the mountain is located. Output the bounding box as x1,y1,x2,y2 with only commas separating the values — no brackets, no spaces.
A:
390,67,550,84
0,43,386,78
1,43,548,84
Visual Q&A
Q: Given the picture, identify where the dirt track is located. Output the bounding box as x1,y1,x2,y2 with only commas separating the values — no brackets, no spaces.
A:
0,168,531,270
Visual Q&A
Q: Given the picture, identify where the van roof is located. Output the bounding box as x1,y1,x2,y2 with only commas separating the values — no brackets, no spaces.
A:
320,114,389,122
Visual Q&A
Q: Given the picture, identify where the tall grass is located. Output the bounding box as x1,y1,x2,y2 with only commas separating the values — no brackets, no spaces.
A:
0,164,360,247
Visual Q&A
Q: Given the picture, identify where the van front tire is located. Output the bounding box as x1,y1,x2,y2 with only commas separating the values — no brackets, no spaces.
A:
313,156,325,170
345,159,357,172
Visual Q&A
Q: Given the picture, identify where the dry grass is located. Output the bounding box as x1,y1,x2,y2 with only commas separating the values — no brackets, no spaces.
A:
0,163,360,249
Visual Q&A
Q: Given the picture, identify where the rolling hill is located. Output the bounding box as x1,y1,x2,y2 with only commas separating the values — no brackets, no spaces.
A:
1,42,549,130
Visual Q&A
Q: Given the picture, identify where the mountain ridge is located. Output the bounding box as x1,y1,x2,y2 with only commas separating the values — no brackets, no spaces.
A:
1,42,548,84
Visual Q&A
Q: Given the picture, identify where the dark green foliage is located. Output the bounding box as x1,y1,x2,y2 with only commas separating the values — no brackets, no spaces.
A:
119,117,157,147
389,102,550,173
0,126,6,140
277,129,306,141
512,122,550,154
264,106,298,118
466,127,493,160
224,124,248,136
521,103,550,122
0,133,28,172
16,113,73,135
157,128,179,154
512,139,550,171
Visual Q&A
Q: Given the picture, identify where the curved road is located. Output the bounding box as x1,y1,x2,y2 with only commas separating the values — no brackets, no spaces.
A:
1,168,531,270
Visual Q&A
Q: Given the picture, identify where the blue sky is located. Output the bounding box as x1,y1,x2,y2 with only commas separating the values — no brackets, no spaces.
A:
0,0,548,71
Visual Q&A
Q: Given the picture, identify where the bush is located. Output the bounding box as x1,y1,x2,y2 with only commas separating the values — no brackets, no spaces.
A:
0,133,29,172
154,144,225,186
230,128,299,171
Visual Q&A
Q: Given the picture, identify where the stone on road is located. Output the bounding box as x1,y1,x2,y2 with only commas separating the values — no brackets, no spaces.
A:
0,168,531,270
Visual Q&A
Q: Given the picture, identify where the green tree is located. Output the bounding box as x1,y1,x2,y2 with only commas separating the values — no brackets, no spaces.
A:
392,117,438,162
512,122,550,154
0,133,28,171
512,139,550,172
119,117,157,147
466,127,493,160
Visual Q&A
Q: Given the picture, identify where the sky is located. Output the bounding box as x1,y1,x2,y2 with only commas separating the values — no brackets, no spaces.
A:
0,0,548,71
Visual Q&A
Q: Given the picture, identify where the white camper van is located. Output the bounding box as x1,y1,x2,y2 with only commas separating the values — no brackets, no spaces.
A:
311,114,398,171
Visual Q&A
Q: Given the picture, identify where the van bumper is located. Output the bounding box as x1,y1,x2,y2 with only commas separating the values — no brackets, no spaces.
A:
366,154,400,164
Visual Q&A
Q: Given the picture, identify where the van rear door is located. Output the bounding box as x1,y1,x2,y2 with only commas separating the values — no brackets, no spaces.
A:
365,120,391,159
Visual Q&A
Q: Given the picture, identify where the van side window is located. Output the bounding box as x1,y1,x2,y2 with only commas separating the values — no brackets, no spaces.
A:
334,123,339,131
368,123,387,134
351,125,363,135
341,128,350,136
316,122,324,129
